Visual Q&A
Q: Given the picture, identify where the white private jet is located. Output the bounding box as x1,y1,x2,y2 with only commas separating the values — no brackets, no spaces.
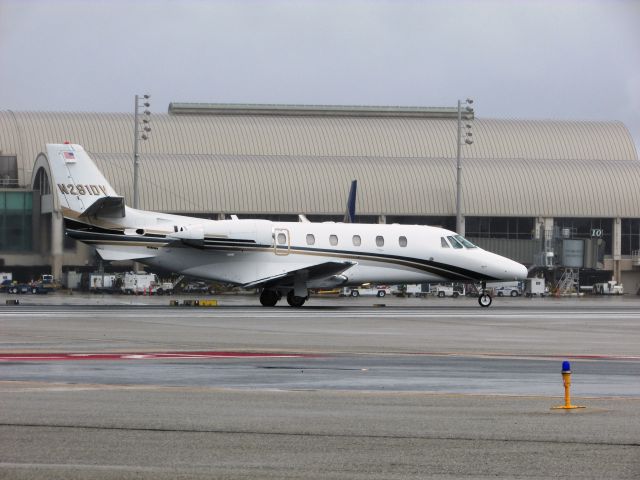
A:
47,143,527,307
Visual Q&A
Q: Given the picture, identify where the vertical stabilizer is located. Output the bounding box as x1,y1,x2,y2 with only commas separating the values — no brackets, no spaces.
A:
343,180,358,223
47,144,125,218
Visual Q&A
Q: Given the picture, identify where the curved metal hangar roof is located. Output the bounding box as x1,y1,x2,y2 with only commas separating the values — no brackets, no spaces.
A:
90,153,640,218
1,105,638,217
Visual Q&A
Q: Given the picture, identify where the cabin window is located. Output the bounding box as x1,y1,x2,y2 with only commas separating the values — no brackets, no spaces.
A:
447,235,464,249
306,234,315,245
329,234,338,246
441,237,450,248
399,236,407,247
277,233,287,245
352,235,361,246
376,235,384,247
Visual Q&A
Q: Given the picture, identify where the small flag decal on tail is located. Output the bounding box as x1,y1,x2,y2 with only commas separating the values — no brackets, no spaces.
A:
62,151,76,163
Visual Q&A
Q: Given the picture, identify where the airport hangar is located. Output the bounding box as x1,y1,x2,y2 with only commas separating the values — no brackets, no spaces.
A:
1,103,640,290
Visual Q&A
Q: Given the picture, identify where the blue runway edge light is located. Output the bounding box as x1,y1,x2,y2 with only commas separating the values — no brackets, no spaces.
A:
562,360,571,373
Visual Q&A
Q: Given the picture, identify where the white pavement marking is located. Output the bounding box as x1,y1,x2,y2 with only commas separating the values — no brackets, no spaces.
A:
2,308,640,319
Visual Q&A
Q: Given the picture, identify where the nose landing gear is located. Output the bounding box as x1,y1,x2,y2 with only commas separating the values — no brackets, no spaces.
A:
478,281,492,307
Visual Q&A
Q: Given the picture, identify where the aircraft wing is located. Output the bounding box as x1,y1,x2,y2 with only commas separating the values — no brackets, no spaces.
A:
243,260,356,289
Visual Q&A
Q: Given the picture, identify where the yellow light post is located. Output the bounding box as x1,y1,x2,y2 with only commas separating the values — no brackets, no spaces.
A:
552,360,586,410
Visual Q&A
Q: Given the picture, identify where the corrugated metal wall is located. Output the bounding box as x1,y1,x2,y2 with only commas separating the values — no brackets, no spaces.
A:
1,110,639,218
90,153,640,218
1,111,637,185
468,238,541,265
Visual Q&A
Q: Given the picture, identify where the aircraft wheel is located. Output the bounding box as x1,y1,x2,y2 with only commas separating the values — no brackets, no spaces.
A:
377,290,385,297
260,289,279,307
286,290,306,307
478,294,492,307
351,290,359,297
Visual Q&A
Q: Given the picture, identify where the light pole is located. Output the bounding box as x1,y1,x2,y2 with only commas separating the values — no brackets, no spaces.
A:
133,94,151,209
455,98,474,235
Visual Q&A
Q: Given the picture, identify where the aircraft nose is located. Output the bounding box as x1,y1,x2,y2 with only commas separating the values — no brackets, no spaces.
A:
508,260,528,280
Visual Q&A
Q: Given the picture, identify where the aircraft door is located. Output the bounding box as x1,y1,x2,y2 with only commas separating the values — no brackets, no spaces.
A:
273,228,291,256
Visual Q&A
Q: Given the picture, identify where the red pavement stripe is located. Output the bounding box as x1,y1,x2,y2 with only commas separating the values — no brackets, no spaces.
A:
0,352,316,361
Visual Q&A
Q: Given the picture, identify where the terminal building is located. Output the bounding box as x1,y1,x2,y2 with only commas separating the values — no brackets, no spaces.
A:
1,104,639,290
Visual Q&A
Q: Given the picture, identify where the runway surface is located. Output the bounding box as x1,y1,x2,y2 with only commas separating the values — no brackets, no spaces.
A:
1,295,639,478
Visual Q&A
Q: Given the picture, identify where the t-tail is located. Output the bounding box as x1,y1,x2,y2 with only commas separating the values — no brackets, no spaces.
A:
48,144,125,220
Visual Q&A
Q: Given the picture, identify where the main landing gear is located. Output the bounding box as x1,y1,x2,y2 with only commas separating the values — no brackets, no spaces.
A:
478,281,492,307
259,289,280,307
259,288,308,307
286,290,307,308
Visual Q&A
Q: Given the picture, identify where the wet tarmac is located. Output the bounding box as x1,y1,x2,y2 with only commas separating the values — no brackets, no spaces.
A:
1,295,639,478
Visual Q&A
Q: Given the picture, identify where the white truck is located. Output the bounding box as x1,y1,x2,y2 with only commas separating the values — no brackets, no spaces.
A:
434,284,465,298
341,286,391,298
89,273,118,293
121,272,161,295
405,284,429,297
592,281,623,295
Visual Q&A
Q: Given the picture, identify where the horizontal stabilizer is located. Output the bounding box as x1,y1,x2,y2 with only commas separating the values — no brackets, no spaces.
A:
79,196,125,218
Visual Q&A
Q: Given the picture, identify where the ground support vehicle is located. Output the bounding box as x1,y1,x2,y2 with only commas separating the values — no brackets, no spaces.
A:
391,284,425,297
495,286,521,297
121,272,161,295
156,282,175,295
434,284,465,298
89,273,119,293
3,283,47,294
0,279,12,293
592,281,623,295
341,286,391,298
524,278,548,297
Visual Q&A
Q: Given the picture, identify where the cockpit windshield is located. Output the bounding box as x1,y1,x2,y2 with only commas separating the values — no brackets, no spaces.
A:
443,235,477,249
447,236,464,249
455,235,477,248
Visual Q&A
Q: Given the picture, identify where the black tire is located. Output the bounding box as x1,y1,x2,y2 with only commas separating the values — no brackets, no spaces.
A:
286,290,306,307
452,292,459,298
478,294,492,307
260,289,279,307
438,291,445,298
351,290,359,297
497,291,504,297
377,291,385,298
510,290,519,297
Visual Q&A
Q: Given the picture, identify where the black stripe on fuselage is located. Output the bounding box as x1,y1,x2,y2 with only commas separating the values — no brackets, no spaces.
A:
66,226,498,281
